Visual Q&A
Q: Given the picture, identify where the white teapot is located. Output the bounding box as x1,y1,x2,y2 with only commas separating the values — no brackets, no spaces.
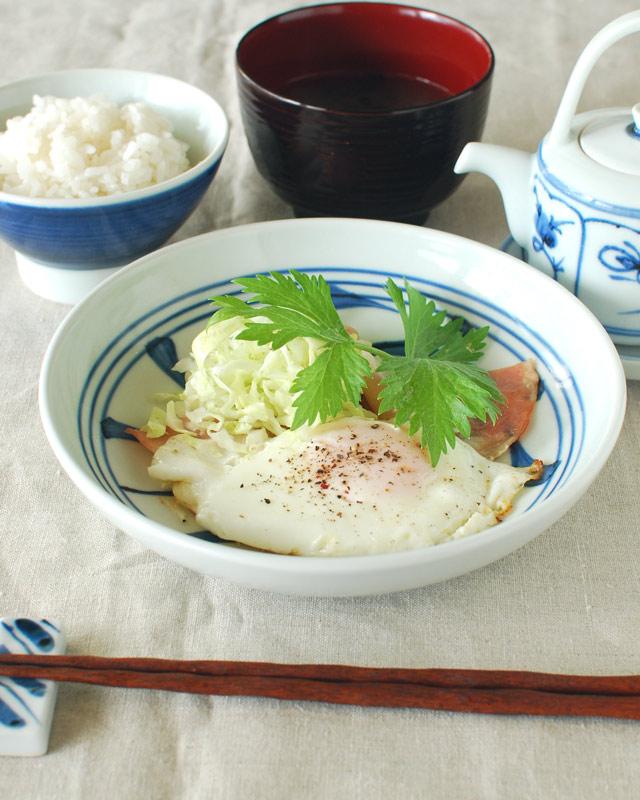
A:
455,11,640,345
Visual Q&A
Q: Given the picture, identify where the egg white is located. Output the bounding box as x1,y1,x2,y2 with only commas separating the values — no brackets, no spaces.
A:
148,417,539,556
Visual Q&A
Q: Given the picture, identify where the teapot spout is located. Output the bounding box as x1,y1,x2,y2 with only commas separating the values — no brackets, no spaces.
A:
454,143,534,248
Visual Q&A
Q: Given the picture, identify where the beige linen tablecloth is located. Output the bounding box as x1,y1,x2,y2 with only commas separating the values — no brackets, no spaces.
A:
2,1,640,797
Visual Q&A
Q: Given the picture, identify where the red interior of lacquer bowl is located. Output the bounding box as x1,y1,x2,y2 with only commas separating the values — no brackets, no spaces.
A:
237,2,494,99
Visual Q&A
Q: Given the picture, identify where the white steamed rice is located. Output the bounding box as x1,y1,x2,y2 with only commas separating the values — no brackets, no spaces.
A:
0,94,190,199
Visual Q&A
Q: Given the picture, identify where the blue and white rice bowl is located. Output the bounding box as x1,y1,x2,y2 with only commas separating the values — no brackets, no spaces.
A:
39,218,626,596
0,68,229,304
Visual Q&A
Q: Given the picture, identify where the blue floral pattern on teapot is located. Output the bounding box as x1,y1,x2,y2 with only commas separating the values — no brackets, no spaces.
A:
530,170,640,341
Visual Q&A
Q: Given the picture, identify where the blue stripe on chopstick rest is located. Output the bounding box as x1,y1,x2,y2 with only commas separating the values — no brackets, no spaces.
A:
0,698,25,728
14,618,56,651
0,646,46,696
0,617,66,756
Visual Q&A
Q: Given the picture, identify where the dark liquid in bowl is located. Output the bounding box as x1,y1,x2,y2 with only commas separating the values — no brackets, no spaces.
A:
279,71,453,111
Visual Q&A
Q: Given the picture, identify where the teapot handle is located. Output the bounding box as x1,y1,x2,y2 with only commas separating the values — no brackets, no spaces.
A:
548,10,640,148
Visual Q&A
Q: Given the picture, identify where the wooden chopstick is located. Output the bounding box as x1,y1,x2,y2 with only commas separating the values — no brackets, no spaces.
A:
1,654,639,720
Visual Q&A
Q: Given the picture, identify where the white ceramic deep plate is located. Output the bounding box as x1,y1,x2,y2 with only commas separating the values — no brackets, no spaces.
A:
501,236,640,380
39,219,627,596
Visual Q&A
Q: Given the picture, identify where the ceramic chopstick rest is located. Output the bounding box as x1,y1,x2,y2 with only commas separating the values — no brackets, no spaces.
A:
0,617,66,756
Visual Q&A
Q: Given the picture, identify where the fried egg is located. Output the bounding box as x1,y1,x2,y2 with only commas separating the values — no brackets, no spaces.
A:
148,417,541,556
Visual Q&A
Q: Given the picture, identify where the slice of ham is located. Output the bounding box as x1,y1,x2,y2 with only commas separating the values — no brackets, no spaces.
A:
361,358,539,461
462,359,539,459
126,427,178,454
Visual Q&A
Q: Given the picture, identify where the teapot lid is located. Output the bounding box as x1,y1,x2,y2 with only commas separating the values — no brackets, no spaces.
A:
579,104,640,176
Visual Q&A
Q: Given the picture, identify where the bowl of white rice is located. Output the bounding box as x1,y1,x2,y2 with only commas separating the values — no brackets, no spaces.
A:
0,69,229,304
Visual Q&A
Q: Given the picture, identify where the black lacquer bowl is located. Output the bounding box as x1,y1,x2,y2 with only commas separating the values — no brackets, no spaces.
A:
236,2,494,224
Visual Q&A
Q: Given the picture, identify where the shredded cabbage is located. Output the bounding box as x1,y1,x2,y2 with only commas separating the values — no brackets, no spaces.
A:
142,315,369,444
